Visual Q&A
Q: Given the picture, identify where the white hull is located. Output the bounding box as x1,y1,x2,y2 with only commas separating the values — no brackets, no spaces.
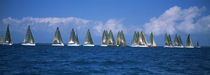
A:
4,43,12,45
185,46,194,48
83,44,95,46
67,43,80,46
52,43,64,46
131,45,140,47
22,43,35,46
174,46,184,48
101,44,107,47
164,46,173,48
131,45,148,47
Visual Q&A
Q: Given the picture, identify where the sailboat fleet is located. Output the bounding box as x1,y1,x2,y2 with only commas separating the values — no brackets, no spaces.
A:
0,24,201,48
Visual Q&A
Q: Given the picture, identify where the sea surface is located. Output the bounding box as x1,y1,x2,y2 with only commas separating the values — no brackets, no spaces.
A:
0,44,210,75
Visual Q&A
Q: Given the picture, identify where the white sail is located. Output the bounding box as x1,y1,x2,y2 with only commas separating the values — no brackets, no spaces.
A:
5,24,12,45
174,34,179,47
107,30,115,46
101,30,108,46
116,30,127,46
131,31,139,47
68,28,80,46
138,31,148,47
148,32,156,47
52,27,64,46
196,41,200,48
84,29,94,46
0,34,3,44
22,25,35,46
186,34,194,48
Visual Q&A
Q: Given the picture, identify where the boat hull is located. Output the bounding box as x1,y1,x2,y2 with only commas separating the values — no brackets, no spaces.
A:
101,44,107,47
22,43,35,46
52,43,64,46
164,46,173,48
174,46,184,48
67,44,80,46
185,46,194,48
83,44,95,46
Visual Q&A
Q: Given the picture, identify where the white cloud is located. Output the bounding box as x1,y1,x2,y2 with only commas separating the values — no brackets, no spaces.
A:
143,6,208,35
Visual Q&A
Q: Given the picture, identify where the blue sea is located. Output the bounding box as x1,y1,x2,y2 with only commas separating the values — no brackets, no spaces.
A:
0,44,210,75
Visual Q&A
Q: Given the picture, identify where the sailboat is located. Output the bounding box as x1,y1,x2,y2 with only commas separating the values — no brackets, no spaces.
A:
22,25,35,46
164,33,173,48
177,35,184,48
148,32,157,47
196,41,200,48
0,34,3,45
116,30,127,46
138,31,148,47
107,30,115,46
101,30,108,46
164,33,169,47
168,34,173,48
5,25,12,45
174,34,179,48
186,34,194,48
131,31,139,47
52,27,64,46
68,28,80,46
84,29,94,46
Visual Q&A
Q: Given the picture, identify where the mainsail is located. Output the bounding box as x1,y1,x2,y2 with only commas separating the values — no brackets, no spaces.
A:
52,27,64,46
107,30,115,46
186,34,194,48
5,25,12,45
140,31,147,46
84,29,94,46
174,34,179,46
131,31,139,46
116,31,127,46
164,33,169,46
178,35,183,47
22,25,35,45
101,30,108,46
168,34,173,47
196,41,200,48
68,28,80,46
0,34,3,44
148,32,156,47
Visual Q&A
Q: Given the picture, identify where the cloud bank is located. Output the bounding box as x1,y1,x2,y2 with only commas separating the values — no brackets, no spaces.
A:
1,6,210,37
143,6,210,35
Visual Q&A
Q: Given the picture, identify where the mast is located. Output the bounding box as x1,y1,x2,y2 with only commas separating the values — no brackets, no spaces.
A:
84,29,94,45
174,34,179,46
0,34,3,44
23,25,35,44
53,27,63,44
186,34,193,47
5,24,12,45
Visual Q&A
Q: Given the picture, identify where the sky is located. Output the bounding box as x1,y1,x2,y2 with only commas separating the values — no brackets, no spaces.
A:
0,0,210,46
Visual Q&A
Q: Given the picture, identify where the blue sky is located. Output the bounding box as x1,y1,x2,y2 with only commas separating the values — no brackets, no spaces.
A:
0,0,210,46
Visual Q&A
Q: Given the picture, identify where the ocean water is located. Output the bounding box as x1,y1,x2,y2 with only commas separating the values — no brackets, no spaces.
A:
0,44,210,75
